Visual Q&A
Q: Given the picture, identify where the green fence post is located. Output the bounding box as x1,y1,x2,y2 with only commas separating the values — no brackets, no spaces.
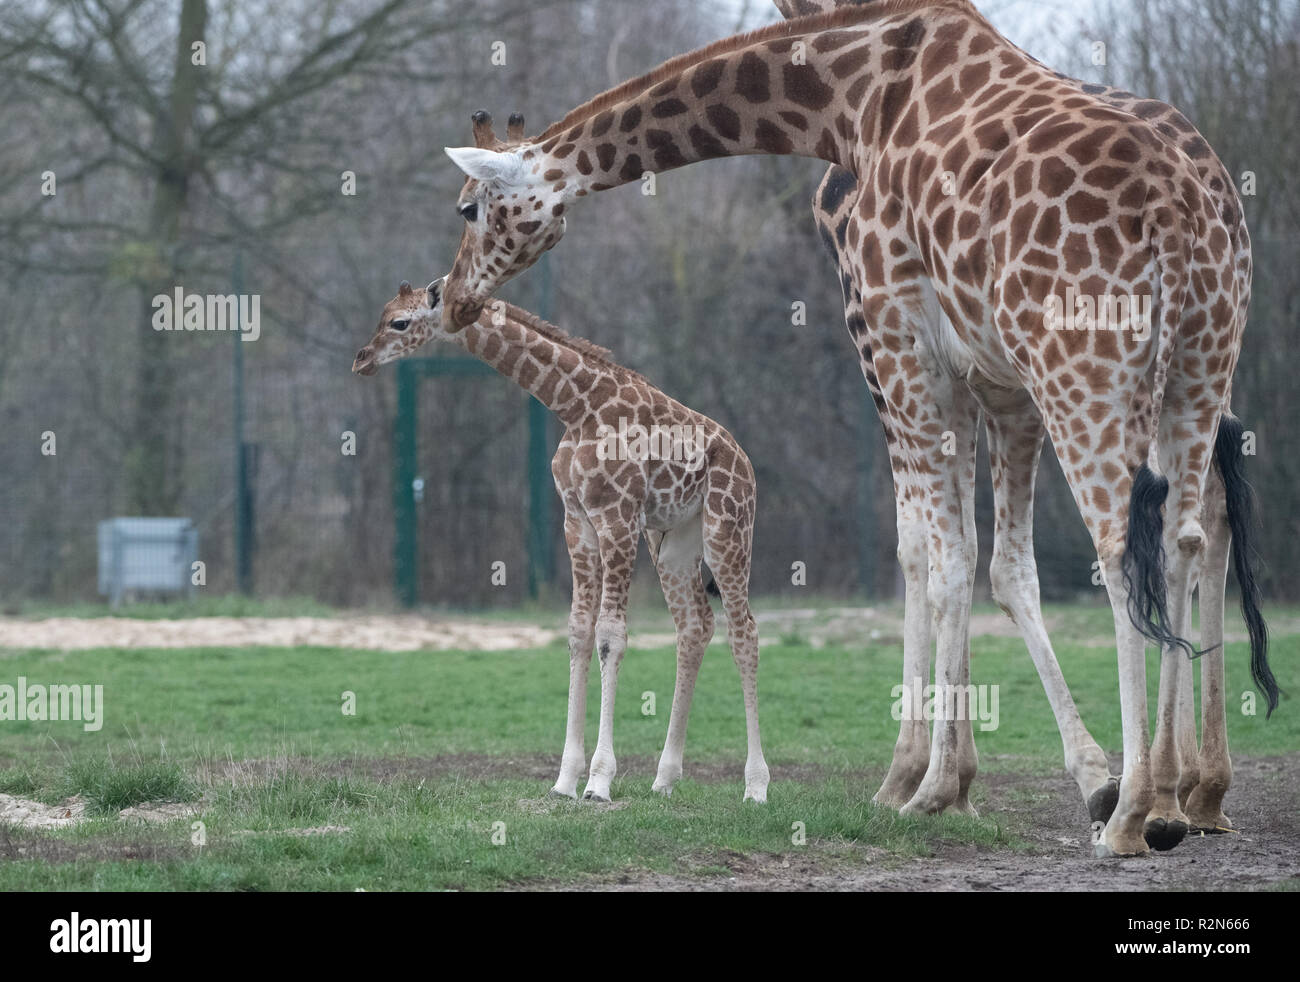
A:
232,250,253,595
393,360,419,607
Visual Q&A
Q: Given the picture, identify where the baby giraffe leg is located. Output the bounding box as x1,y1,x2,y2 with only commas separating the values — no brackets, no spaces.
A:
703,485,768,803
581,522,638,803
552,509,600,798
650,520,714,796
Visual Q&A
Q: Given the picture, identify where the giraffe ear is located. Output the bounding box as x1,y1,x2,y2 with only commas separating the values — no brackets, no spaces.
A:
444,146,526,186
425,279,442,305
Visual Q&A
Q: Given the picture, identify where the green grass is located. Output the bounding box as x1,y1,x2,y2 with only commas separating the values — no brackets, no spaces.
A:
0,620,1296,890
59,756,199,816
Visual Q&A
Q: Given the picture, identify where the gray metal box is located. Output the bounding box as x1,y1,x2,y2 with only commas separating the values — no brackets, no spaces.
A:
97,518,199,607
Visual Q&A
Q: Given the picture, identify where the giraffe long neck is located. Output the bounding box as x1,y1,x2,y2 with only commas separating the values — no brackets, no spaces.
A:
450,302,620,426
523,1,973,196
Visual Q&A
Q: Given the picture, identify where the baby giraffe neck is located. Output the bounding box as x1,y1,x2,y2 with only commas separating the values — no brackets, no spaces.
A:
452,303,618,425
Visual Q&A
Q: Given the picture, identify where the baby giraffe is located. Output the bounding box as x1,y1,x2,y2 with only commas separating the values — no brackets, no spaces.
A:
353,278,769,803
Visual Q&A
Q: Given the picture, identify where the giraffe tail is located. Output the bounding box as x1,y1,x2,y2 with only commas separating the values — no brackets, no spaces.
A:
1214,413,1281,717
1121,194,1199,658
1123,465,1197,656
702,565,721,598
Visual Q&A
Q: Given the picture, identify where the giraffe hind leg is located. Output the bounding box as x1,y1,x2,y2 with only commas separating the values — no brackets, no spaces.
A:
983,398,1115,822
650,517,714,797
701,470,769,803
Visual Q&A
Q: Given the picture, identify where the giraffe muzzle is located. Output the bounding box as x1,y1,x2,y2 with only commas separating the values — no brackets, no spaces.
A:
352,347,379,376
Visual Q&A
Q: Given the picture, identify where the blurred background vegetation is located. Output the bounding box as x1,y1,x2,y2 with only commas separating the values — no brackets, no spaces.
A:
0,0,1295,609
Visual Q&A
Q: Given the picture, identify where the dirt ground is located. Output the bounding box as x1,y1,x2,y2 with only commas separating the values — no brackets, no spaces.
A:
558,754,1300,892
175,750,1300,891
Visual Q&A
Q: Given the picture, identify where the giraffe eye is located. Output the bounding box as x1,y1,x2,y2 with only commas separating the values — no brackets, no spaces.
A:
391,318,410,332
459,202,478,222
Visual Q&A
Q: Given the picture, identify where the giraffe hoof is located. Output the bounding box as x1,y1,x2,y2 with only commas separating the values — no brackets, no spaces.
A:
548,787,577,800
650,783,674,797
581,790,610,803
1093,839,1150,859
1087,777,1121,825
1188,813,1233,834
1143,816,1189,852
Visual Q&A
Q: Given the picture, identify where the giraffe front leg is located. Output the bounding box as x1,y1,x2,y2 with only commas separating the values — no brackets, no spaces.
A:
874,512,932,808
552,511,600,799
581,528,637,803
900,533,976,817
899,383,980,818
583,607,628,802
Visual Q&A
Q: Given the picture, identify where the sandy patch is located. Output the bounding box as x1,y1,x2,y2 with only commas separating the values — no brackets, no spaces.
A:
2,606,1290,654
0,615,562,652
0,793,85,828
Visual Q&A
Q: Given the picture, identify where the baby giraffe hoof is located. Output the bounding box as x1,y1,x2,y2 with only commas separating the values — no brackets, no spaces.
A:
742,788,768,804
1091,820,1151,859
548,787,577,800
1093,838,1151,859
651,783,674,797
1188,813,1233,834
1086,777,1121,825
581,789,610,803
1143,816,1189,852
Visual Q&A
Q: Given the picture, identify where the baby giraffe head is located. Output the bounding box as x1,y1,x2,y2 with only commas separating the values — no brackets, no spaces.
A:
352,277,447,376
442,110,568,328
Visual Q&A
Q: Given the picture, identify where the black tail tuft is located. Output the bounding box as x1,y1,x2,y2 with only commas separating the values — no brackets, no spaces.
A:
1215,415,1281,718
702,565,721,599
1122,464,1198,657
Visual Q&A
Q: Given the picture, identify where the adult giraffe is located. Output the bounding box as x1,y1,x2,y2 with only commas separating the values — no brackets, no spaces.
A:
439,0,1279,857
773,0,1266,837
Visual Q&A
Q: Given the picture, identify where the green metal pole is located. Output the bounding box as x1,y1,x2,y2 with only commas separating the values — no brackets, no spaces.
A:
393,360,419,607
232,251,251,595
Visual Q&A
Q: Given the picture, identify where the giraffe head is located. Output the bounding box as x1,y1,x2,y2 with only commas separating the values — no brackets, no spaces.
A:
352,277,447,376
443,110,567,328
